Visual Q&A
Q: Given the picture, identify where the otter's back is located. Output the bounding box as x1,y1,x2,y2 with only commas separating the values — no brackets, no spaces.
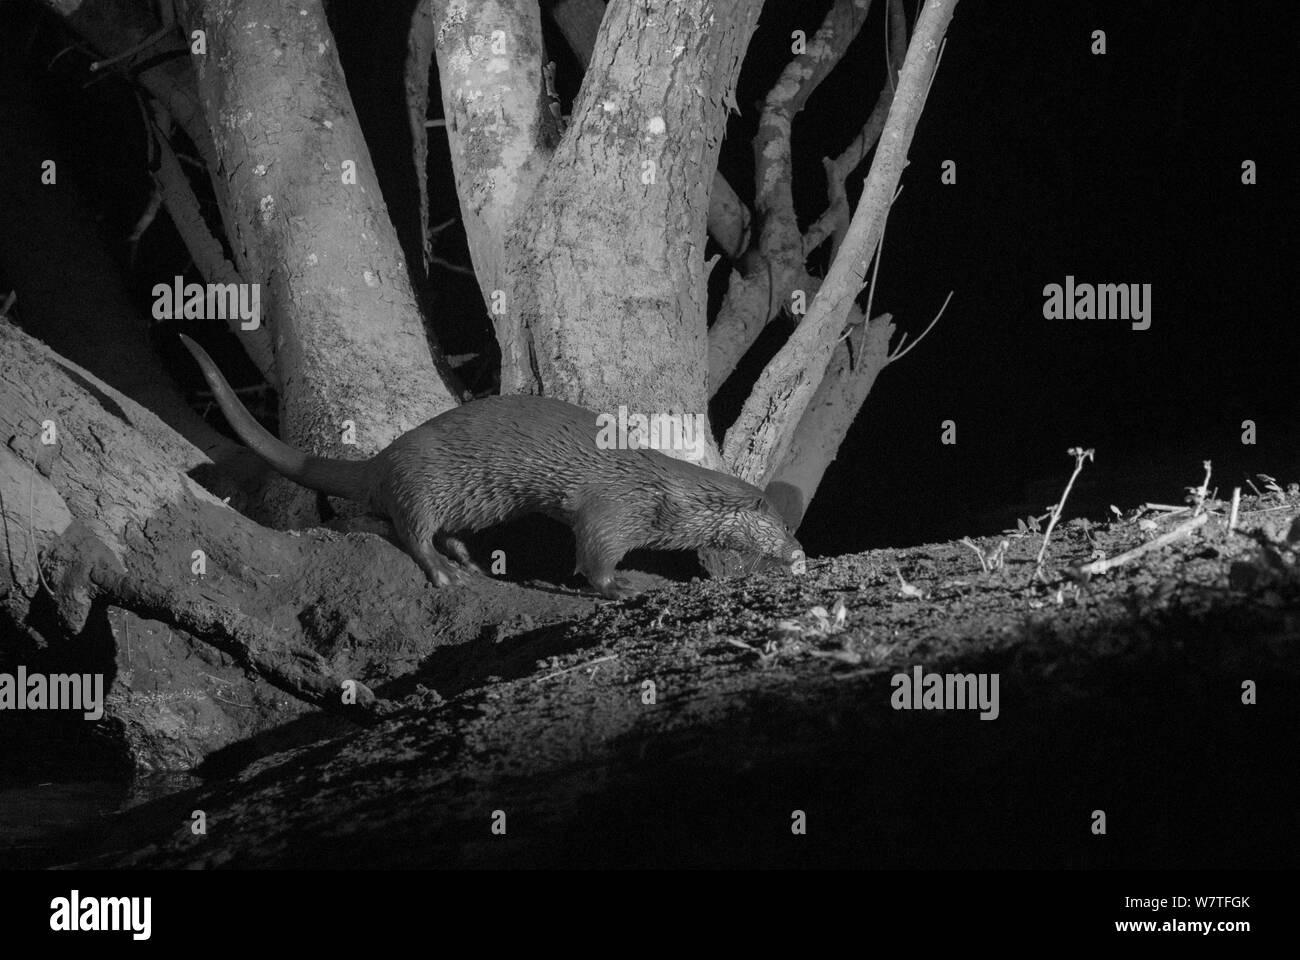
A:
373,395,672,531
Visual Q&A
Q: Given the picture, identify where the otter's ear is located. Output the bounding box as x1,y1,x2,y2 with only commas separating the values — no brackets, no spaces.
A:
752,496,765,511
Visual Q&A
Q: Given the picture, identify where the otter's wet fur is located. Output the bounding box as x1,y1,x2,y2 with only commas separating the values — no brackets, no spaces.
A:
180,335,802,597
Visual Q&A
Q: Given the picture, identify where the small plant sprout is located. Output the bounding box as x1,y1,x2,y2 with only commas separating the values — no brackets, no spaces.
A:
767,599,848,643
1034,446,1095,580
1002,513,1046,539
895,567,927,598
813,599,850,634
1185,460,1213,515
960,536,1008,573
959,537,986,570
1256,474,1286,500
887,290,955,365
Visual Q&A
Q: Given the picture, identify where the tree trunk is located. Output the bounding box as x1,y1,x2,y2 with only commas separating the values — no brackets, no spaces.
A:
175,0,459,526
499,0,761,469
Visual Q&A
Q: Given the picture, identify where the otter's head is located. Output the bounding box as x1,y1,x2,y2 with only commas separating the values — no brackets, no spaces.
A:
718,494,805,575
658,465,805,576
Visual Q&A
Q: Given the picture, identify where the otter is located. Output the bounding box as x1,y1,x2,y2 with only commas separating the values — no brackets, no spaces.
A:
180,335,802,598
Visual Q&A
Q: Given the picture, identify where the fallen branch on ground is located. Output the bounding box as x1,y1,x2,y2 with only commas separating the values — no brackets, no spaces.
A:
1075,513,1208,577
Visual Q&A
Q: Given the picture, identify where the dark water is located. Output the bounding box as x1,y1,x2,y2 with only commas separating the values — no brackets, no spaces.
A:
0,776,196,869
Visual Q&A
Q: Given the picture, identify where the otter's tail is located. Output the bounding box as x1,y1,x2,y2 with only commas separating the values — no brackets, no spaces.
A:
180,334,372,502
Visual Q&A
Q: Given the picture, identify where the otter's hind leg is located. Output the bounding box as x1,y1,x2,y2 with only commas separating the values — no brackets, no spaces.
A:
571,497,641,599
405,535,466,587
436,534,485,576
387,503,466,588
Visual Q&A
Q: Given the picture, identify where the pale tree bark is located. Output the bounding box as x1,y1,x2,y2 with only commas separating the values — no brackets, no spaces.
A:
169,0,459,525
422,0,561,328
0,319,377,714
764,308,895,528
497,0,761,469
544,0,752,259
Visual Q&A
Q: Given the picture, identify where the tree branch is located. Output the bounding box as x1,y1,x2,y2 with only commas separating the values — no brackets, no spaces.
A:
803,80,895,260
707,0,874,395
427,0,562,318
147,104,278,387
722,0,959,487
765,308,895,530
406,0,439,279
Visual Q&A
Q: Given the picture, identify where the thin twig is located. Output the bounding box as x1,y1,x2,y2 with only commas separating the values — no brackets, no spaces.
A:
1035,447,1094,579
213,693,253,708
958,536,989,573
855,185,903,361
888,290,953,364
28,460,56,597
884,0,897,94
126,190,164,268
1187,460,1212,516
533,654,617,683
90,22,174,72
831,666,894,681
47,44,90,71
919,37,949,113
429,254,476,276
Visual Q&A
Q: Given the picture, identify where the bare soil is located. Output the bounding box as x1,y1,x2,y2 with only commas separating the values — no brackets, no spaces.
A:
53,494,1300,868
